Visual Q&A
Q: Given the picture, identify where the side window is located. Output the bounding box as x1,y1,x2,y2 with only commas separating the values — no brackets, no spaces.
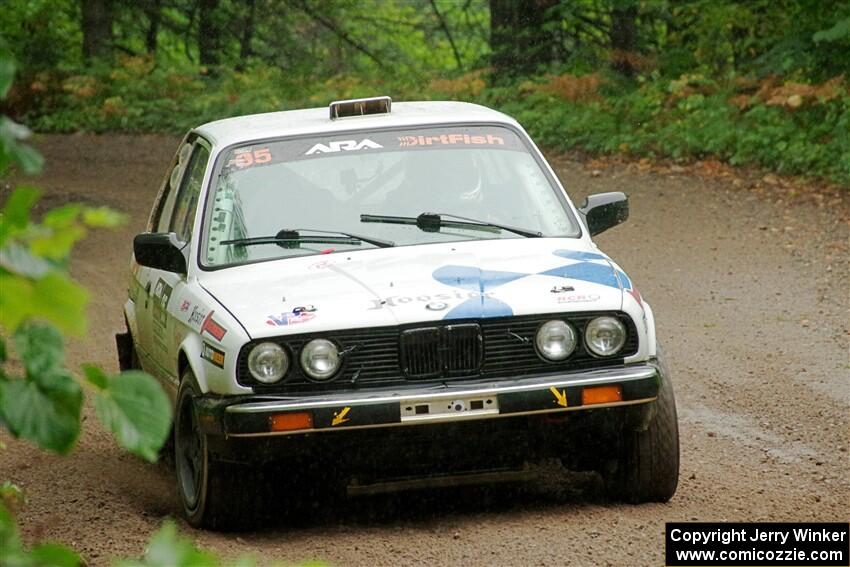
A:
152,141,193,233
169,144,210,242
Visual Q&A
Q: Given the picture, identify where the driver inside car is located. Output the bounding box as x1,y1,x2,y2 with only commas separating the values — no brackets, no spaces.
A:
383,149,484,217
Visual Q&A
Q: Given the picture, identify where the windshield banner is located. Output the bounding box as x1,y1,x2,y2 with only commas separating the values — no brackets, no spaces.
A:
223,126,526,173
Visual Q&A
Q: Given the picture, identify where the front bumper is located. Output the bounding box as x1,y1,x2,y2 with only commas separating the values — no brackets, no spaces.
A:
199,364,660,438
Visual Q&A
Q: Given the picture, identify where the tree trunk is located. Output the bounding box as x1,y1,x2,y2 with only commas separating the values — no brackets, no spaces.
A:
198,0,222,67
489,0,559,80
145,0,161,54
610,2,638,76
81,0,113,60
239,0,256,61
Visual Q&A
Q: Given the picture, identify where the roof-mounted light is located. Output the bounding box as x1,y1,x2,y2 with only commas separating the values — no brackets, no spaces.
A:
329,96,392,120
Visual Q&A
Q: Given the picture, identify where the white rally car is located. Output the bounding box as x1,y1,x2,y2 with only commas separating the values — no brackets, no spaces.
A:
118,96,679,529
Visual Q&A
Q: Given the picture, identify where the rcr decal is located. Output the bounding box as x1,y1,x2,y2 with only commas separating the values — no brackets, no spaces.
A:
178,299,190,312
556,293,601,303
305,139,382,155
201,342,225,368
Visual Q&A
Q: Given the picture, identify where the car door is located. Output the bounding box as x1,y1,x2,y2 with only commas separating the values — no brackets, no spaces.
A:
135,138,210,384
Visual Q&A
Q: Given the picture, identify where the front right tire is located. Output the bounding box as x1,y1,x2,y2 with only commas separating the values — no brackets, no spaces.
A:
603,347,680,502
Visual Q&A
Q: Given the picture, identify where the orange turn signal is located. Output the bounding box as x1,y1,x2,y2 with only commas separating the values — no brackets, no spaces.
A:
269,412,313,432
582,385,623,406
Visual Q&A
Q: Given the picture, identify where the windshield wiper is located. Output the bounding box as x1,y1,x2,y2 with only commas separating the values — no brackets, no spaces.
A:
221,228,394,249
360,212,542,238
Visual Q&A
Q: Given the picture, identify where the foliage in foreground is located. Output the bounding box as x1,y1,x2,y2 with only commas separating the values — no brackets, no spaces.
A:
0,50,262,567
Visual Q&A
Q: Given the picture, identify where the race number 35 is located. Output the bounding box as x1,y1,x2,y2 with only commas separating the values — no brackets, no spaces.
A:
229,148,271,168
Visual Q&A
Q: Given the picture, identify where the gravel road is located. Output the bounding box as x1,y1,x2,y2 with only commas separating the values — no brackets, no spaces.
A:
2,134,848,566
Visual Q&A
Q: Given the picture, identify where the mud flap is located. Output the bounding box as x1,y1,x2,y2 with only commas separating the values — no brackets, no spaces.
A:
115,332,134,371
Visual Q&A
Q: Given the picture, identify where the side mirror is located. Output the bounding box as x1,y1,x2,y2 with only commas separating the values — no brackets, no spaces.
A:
134,232,188,274
578,192,629,236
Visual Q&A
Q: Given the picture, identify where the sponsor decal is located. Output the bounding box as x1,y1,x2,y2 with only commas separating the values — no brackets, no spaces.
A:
201,310,227,341
308,259,336,270
151,278,173,351
267,306,317,326
367,290,494,311
178,299,191,312
201,342,225,368
398,133,505,147
305,139,382,155
188,305,206,327
556,293,601,304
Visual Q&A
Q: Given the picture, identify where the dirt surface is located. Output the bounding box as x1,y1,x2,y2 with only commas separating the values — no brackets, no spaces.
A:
2,134,848,566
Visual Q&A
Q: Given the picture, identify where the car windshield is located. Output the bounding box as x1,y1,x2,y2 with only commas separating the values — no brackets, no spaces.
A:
201,125,579,267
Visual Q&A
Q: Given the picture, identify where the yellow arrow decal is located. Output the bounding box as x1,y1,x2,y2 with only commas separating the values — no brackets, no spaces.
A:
549,386,568,408
331,406,351,426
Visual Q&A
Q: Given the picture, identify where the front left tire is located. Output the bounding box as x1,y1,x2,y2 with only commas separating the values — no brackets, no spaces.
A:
174,372,263,530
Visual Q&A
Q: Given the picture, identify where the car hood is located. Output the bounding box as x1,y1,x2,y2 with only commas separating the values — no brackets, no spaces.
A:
199,239,632,339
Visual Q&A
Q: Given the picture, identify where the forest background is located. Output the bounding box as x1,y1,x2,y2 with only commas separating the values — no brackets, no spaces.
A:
2,0,849,185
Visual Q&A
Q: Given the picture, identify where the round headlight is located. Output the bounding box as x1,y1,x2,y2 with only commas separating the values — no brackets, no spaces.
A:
585,316,626,356
535,320,577,361
248,342,289,383
300,339,340,380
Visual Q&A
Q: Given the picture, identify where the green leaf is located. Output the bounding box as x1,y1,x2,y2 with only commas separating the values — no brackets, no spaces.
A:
12,323,64,379
0,186,40,245
92,370,172,462
82,207,127,228
0,376,82,454
42,204,82,228
0,273,88,335
0,501,22,557
0,50,14,99
0,242,52,277
0,336,6,363
0,118,43,175
813,17,850,43
28,543,82,567
0,481,24,505
30,224,87,261
81,363,108,390
116,521,220,567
